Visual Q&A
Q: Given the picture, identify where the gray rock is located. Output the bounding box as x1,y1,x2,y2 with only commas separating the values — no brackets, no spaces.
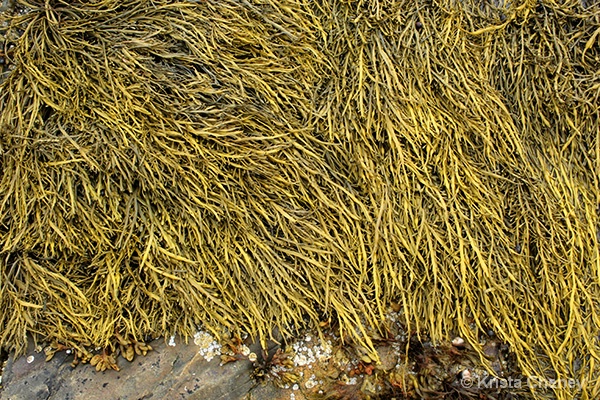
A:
0,338,287,400
0,0,15,13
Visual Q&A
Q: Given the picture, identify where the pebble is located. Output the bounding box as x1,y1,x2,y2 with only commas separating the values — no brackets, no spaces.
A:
460,369,471,380
452,337,465,348
483,341,499,358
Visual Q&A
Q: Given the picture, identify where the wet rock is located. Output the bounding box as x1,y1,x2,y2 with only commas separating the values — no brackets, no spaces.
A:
0,337,287,400
483,341,500,359
0,0,15,13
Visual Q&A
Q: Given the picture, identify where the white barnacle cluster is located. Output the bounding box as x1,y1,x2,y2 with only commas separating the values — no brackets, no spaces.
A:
345,376,358,385
292,334,333,368
386,310,401,323
193,330,222,362
240,344,251,356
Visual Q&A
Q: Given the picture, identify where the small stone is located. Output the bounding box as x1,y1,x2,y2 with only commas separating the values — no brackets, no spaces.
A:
248,353,257,362
452,337,465,348
492,360,503,375
26,355,34,364
460,369,471,380
483,341,499,358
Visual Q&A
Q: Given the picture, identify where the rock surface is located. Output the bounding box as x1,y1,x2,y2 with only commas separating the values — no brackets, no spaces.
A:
0,317,523,400
0,338,290,400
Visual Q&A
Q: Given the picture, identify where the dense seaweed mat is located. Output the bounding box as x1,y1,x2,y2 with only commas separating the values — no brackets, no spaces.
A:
0,0,598,398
